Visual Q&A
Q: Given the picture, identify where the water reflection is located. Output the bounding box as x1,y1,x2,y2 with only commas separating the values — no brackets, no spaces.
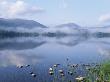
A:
0,35,90,50
0,37,46,50
98,47,110,57
0,50,45,67
57,35,89,46
97,42,110,60
0,35,88,67
0,35,110,67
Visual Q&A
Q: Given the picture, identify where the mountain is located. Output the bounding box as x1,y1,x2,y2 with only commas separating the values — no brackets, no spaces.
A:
50,23,81,35
54,23,90,36
56,23,80,28
0,18,47,28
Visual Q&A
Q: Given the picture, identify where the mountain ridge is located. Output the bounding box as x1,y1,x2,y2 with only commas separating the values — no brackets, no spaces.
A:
0,18,47,28
55,23,80,28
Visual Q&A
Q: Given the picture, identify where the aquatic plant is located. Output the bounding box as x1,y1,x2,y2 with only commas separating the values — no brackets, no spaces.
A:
34,60,110,81
15,59,110,82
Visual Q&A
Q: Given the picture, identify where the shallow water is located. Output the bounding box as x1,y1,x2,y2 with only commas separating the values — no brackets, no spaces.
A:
0,35,110,82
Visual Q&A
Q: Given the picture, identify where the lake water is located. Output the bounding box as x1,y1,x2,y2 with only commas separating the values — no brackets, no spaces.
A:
0,35,110,82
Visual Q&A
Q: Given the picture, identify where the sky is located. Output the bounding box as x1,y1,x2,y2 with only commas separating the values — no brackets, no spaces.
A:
0,0,110,27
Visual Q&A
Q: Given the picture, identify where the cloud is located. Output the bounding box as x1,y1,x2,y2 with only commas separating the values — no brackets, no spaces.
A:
59,0,68,9
0,0,44,18
99,13,110,23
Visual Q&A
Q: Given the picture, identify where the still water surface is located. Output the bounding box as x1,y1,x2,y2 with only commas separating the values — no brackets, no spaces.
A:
0,35,110,82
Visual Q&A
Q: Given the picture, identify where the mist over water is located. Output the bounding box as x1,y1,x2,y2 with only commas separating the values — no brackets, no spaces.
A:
0,34,110,82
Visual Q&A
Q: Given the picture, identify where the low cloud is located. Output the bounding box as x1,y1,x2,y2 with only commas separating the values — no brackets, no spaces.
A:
99,13,110,23
0,0,45,18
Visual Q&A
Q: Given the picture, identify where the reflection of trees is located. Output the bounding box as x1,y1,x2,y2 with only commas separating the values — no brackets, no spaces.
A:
0,34,110,67
0,34,90,50
93,32,110,38
0,37,46,50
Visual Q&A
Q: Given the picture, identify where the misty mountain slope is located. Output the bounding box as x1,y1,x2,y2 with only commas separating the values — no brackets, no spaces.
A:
0,19,89,36
84,24,110,33
0,18,47,28
53,23,89,35
40,23,90,37
56,23,80,28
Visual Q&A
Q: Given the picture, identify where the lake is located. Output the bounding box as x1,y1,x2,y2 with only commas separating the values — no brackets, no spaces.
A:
0,35,110,82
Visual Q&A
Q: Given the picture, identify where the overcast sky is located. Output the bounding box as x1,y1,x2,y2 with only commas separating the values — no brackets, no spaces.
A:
0,0,110,26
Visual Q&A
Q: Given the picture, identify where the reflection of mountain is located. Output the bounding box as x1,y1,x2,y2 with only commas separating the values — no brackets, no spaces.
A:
0,36,110,67
0,38,46,50
57,35,89,46
0,35,90,50
1,34,110,51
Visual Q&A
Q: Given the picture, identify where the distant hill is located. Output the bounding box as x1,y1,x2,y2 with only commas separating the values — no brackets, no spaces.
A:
0,18,47,28
56,23,80,28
